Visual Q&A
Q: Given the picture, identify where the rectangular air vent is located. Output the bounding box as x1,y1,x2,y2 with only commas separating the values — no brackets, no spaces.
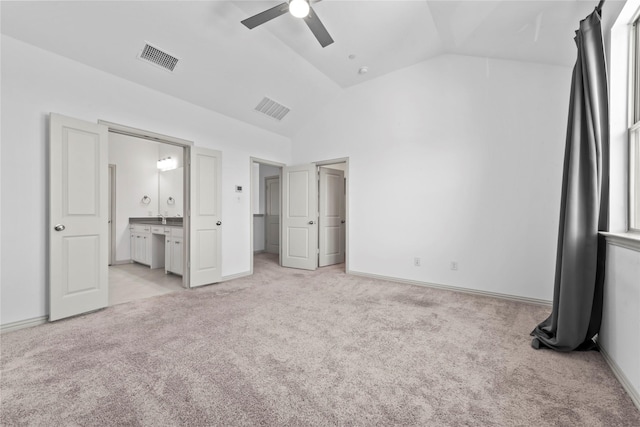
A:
138,43,179,72
255,97,290,121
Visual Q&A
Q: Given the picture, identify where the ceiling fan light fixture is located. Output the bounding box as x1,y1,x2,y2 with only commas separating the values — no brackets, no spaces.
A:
289,0,310,18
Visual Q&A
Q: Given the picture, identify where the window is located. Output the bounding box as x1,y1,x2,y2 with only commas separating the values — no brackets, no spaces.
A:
630,19,640,231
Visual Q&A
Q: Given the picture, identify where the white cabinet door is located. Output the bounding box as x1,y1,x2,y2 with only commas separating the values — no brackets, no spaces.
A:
165,235,172,274
281,164,318,270
171,238,183,276
142,234,151,265
133,233,148,265
49,114,108,321
319,167,345,266
190,147,222,287
130,231,136,262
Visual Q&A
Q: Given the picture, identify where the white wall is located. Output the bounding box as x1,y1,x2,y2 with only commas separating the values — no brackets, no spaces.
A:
292,54,571,302
599,0,640,406
0,35,291,325
600,243,640,404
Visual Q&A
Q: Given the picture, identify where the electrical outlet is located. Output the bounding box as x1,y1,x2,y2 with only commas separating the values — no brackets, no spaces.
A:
450,261,458,271
414,257,421,267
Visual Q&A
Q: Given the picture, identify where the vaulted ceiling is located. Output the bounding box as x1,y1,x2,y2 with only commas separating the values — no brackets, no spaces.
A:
1,1,624,138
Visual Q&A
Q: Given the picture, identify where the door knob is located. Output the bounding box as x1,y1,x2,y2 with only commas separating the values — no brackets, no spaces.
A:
341,220,346,224
54,224,65,231
308,221,315,225
216,221,222,226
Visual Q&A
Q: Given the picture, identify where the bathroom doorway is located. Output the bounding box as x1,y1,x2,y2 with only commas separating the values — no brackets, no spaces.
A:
106,130,187,306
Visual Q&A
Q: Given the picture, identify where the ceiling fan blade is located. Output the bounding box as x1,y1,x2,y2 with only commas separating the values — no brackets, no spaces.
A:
303,6,334,48
241,2,289,29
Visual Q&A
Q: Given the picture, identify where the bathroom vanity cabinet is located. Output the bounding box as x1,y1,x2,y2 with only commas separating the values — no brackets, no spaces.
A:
129,222,183,276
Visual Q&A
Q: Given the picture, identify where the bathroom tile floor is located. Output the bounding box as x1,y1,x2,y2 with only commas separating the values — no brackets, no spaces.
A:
109,263,184,306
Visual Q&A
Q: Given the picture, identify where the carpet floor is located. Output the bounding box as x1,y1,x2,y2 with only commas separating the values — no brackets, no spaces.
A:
1,253,638,426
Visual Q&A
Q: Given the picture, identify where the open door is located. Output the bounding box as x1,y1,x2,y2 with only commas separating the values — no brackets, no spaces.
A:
49,114,108,321
190,146,222,287
265,176,280,254
281,164,318,270
319,167,345,266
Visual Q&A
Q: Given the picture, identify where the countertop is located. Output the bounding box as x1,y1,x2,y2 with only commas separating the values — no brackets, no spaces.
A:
129,217,183,226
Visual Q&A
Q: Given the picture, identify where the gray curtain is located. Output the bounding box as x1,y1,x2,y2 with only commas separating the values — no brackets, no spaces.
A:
531,7,609,352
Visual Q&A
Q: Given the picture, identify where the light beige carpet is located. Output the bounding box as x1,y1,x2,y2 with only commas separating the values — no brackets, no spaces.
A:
1,253,638,426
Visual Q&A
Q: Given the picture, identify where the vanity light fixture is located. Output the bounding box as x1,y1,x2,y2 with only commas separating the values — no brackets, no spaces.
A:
157,157,177,171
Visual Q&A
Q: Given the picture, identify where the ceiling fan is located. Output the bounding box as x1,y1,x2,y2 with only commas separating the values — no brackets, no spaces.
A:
241,0,334,48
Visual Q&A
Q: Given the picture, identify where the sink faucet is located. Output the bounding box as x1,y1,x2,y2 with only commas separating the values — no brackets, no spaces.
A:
157,214,166,225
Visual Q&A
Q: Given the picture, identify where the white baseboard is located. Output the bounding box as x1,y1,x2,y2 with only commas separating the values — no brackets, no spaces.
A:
221,271,252,282
110,260,132,266
347,270,552,307
1,316,48,333
600,345,640,411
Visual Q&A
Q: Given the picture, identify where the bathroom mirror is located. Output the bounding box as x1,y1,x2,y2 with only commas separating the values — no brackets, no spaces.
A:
158,168,183,217
157,143,184,217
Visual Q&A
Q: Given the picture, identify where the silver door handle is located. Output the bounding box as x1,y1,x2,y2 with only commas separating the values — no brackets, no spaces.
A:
216,221,222,226
54,224,65,231
308,221,315,225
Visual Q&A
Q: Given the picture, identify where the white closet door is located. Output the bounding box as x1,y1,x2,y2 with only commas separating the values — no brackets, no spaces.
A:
189,147,222,287
281,164,317,270
49,113,108,321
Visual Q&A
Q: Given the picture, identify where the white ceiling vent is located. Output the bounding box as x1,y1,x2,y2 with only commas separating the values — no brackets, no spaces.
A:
254,97,290,121
138,43,179,72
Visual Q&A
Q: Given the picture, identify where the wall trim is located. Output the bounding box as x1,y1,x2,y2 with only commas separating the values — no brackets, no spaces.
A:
348,270,553,307
1,316,48,334
601,232,640,252
600,345,640,411
111,260,132,266
221,271,252,282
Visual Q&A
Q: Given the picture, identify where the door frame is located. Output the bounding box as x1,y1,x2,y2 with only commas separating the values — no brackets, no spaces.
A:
314,157,349,273
249,157,285,275
108,164,116,266
99,120,193,288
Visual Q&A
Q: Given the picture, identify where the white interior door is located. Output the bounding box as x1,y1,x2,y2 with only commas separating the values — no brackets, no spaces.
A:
265,176,280,254
319,167,345,267
281,164,318,270
190,146,222,287
49,113,108,321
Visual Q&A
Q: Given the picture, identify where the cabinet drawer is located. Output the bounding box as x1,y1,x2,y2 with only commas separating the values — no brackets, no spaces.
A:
132,224,151,233
151,226,165,235
171,228,184,238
